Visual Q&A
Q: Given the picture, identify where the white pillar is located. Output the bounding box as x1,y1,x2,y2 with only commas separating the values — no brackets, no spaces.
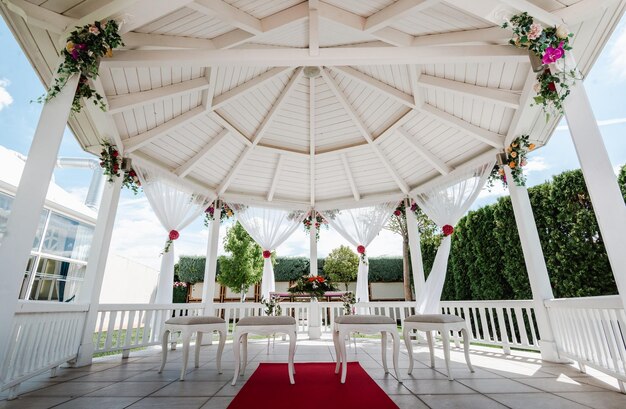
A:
504,166,563,362
405,198,425,299
564,82,626,310
202,203,221,316
74,174,123,366
309,210,318,276
0,73,79,366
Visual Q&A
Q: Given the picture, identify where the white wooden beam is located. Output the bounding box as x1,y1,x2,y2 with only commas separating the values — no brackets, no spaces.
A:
4,0,73,34
419,104,505,148
309,5,319,56
396,127,452,175
175,128,228,177
102,45,527,68
124,106,206,153
407,64,422,108
62,0,141,39
117,0,194,34
412,26,509,46
418,74,520,109
107,77,210,114
340,154,360,201
217,68,303,195
121,32,215,49
364,0,439,33
309,76,316,206
212,67,292,110
261,2,309,32
267,154,285,201
553,0,617,25
189,0,263,35
86,77,125,154
211,29,256,49
370,27,414,47
450,0,559,27
331,66,415,109
498,0,561,26
209,112,252,146
204,67,218,110
321,68,410,194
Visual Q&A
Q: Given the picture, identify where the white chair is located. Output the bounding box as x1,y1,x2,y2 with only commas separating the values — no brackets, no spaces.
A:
158,316,227,381
403,314,474,381
232,316,297,385
333,315,402,384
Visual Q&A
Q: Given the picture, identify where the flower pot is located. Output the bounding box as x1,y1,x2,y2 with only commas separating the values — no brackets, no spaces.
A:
528,51,545,73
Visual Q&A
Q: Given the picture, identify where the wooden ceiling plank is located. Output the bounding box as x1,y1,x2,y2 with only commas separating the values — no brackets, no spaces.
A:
332,66,415,109
396,127,452,175
212,67,292,110
189,0,263,35
418,74,520,109
175,128,228,177
364,0,440,33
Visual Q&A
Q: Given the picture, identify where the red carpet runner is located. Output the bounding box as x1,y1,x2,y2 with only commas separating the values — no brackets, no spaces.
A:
227,362,399,409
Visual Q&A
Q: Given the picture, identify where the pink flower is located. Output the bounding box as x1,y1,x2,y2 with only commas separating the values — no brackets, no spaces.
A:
527,23,543,40
70,49,79,60
542,42,565,64
88,25,100,35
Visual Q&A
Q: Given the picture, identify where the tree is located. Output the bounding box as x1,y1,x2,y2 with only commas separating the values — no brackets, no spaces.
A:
323,245,358,290
218,222,263,301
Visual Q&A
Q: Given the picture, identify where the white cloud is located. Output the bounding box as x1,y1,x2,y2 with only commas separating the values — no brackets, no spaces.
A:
609,25,626,81
0,78,13,111
524,156,550,173
555,117,626,132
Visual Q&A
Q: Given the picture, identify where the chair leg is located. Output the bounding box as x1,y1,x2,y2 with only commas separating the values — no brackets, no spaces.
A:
338,330,348,384
180,330,192,381
241,333,249,376
461,328,475,373
442,330,452,381
288,330,296,384
231,332,243,386
426,331,435,369
333,329,341,374
216,329,226,374
195,332,203,368
403,327,414,375
158,329,170,373
381,331,389,374
390,330,402,384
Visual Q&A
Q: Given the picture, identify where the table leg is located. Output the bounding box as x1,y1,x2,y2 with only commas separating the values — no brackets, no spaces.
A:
381,331,389,374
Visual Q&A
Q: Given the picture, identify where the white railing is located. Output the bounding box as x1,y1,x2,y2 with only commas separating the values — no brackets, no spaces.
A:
1,301,89,395
318,301,416,333
441,300,540,352
213,302,310,334
546,295,626,391
94,303,205,354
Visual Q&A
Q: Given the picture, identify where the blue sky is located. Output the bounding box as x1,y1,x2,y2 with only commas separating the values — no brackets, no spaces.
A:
1,16,626,270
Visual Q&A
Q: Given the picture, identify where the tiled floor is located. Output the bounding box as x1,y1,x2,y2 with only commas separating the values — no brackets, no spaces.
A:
1,336,625,409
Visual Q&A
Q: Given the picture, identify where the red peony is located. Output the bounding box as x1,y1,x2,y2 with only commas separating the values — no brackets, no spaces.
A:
357,245,366,254
548,82,556,92
112,150,119,157
442,225,454,237
169,230,180,240
394,210,401,216
263,250,272,259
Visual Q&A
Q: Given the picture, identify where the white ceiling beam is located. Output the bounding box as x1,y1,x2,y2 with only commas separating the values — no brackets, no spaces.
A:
261,2,308,32
203,67,218,110
449,0,559,27
117,0,195,34
217,68,303,195
4,0,74,34
396,127,452,175
418,74,520,109
86,77,125,154
370,27,414,47
107,77,211,114
309,76,316,206
364,0,439,33
124,106,206,153
419,104,505,148
102,45,527,68
309,4,319,56
412,26,509,46
62,0,141,39
211,29,256,49
209,112,252,146
212,67,292,110
340,154,360,201
121,32,215,49
498,0,561,26
175,128,228,177
331,66,415,109
267,154,285,201
407,65,422,108
321,68,410,194
189,0,263,35
553,0,617,25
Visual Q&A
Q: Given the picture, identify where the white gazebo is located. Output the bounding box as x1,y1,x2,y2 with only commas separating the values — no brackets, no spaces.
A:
1,0,626,404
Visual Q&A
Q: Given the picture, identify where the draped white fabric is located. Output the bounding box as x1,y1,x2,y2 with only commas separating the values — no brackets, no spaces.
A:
411,160,494,314
134,164,213,304
321,202,397,302
228,204,307,299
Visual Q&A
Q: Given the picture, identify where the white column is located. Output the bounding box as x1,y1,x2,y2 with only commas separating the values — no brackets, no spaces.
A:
405,198,425,300
504,166,563,362
0,73,79,366
309,210,318,276
202,203,221,316
74,174,123,366
564,82,626,310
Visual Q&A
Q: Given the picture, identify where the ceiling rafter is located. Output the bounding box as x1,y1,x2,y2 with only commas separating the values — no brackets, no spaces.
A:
364,0,440,33
203,67,218,110
448,0,559,28
418,74,520,109
4,0,73,34
320,68,410,194
124,106,206,153
340,153,360,201
189,0,263,35
267,154,285,201
217,68,304,195
107,77,210,114
117,0,195,34
210,111,252,146
408,65,422,108
86,77,125,154
121,32,215,49
396,127,452,175
61,0,141,39
212,67,293,110
309,0,319,56
309,76,316,206
175,128,229,177
412,26,509,47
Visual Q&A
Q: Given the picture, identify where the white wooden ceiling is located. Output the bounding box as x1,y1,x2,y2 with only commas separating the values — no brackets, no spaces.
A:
1,0,624,209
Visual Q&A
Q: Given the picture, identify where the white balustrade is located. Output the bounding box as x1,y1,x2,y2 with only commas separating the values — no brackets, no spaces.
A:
212,302,310,335
545,295,626,392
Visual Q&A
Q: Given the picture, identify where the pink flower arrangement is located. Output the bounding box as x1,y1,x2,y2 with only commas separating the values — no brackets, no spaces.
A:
163,230,180,254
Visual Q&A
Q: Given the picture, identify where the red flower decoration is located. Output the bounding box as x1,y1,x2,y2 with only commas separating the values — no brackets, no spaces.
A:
394,210,402,216
442,225,454,237
169,230,180,240
263,250,272,259
357,245,366,254
548,82,556,92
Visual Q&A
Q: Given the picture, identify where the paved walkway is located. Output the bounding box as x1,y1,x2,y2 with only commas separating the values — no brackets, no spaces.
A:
1,336,625,408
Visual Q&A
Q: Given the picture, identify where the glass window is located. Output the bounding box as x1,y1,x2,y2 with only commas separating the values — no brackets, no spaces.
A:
29,258,86,302
42,213,94,261
0,191,48,249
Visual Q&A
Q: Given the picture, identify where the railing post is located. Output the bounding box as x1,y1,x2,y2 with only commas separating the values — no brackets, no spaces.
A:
74,175,124,366
504,166,564,362
0,71,79,368
308,300,321,339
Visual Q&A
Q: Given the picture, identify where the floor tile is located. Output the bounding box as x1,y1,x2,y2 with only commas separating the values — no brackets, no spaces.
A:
86,381,170,397
126,397,210,409
150,381,227,397
515,376,608,392
457,378,542,394
487,392,590,409
404,379,476,395
420,394,509,409
388,394,430,409
199,396,234,409
25,382,115,397
52,396,141,409
556,391,626,409
0,397,70,409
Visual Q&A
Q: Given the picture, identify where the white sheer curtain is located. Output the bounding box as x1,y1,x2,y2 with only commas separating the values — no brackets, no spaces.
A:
411,160,494,314
228,204,308,299
321,202,397,302
135,163,213,304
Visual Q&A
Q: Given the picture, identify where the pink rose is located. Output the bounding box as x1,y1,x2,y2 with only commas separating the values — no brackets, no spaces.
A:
88,26,100,35
527,23,543,40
